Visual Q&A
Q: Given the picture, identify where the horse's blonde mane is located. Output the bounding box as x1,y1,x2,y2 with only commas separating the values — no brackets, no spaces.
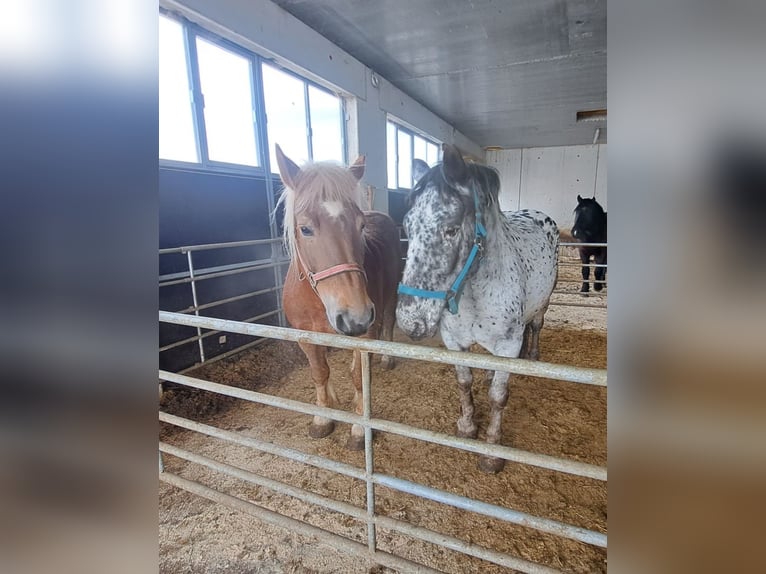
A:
274,161,362,258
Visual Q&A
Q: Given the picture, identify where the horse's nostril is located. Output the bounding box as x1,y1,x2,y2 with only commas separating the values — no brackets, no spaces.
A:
335,313,346,333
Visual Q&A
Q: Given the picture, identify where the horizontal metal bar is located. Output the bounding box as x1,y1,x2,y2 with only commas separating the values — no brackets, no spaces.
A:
160,442,560,574
549,301,607,309
159,257,280,282
373,514,558,574
374,474,606,548
160,441,367,520
158,238,602,257
180,285,282,314
555,278,608,285
160,260,283,288
159,308,282,353
159,311,606,386
160,411,367,481
159,237,282,255
162,257,289,284
159,371,606,481
159,413,605,547
176,337,271,375
559,244,607,249
160,472,442,574
558,262,608,268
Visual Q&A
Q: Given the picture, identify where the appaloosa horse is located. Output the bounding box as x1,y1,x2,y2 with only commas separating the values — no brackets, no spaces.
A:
275,145,401,449
571,195,607,292
397,145,558,472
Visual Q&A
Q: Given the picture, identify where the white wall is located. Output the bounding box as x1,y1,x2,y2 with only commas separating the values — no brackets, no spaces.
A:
161,0,484,214
486,144,607,229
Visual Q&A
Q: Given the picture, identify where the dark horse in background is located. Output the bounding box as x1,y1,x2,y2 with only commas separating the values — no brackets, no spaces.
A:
572,195,607,292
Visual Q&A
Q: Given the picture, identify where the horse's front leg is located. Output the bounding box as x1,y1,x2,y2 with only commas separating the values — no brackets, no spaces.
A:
580,249,591,292
594,249,607,291
455,365,477,438
347,348,367,451
441,330,477,439
298,342,336,438
480,333,524,473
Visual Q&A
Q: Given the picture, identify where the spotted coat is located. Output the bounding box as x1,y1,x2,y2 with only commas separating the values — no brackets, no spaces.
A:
396,147,558,472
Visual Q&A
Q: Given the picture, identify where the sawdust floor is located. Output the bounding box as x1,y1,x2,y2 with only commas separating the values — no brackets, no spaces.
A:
159,276,606,574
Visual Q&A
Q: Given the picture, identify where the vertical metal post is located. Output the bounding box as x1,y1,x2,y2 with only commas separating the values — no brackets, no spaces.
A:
186,250,206,363
361,351,376,553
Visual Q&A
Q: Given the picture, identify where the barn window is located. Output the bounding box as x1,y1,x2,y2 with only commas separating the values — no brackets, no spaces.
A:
262,62,345,172
308,85,343,162
397,130,412,189
386,122,397,188
196,37,259,167
387,120,440,190
159,14,198,163
262,63,309,168
159,12,344,174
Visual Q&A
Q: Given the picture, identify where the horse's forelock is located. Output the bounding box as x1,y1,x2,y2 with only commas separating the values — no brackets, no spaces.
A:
293,163,361,208
575,197,606,215
276,162,362,257
409,162,500,216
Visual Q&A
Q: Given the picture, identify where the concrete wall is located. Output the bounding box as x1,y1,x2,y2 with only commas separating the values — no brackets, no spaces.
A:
486,144,607,230
161,0,484,214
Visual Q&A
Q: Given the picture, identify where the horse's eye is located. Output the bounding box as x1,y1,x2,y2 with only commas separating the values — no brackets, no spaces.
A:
360,222,366,232
444,227,459,238
299,226,313,237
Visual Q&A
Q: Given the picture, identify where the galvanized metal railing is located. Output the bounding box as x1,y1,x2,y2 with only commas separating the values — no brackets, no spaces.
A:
159,237,290,373
160,238,606,375
159,311,607,574
551,242,607,309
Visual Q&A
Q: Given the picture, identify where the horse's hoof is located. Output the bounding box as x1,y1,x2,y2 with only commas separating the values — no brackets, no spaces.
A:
346,434,365,451
456,426,478,439
594,282,604,291
309,421,335,439
580,285,589,293
478,456,505,474
380,355,395,370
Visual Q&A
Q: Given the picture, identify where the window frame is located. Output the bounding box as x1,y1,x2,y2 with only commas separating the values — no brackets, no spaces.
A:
260,60,347,172
158,10,346,177
386,119,441,193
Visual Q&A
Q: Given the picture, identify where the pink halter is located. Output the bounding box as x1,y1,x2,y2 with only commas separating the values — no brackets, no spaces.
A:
294,247,366,292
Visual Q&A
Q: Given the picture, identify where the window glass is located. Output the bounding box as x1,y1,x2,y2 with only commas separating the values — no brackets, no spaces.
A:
397,130,412,189
426,142,440,166
262,63,308,170
196,37,258,166
308,85,343,162
413,135,427,162
159,16,198,162
387,122,397,188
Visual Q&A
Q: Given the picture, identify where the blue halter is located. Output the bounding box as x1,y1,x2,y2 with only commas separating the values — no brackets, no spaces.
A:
398,187,487,314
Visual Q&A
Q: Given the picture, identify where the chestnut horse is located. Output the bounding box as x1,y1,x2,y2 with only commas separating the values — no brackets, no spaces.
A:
274,145,401,450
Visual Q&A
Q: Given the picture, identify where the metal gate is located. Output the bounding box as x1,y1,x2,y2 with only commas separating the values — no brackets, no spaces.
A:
159,309,606,573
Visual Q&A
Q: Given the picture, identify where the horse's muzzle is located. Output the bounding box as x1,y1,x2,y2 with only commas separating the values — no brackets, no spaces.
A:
334,305,374,337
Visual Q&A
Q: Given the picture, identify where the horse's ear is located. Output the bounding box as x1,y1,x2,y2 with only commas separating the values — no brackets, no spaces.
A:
412,159,430,184
275,144,301,189
441,143,468,186
577,194,583,203
349,155,365,181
